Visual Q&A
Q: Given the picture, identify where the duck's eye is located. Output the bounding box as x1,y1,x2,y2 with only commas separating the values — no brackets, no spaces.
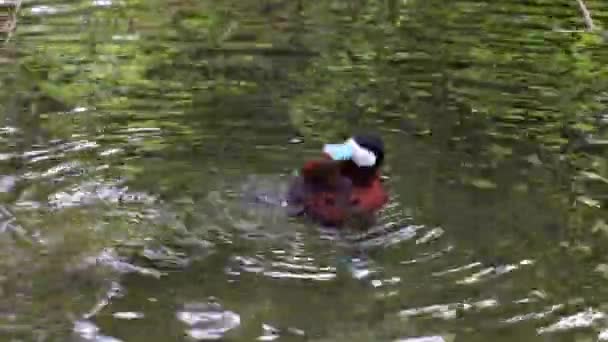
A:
350,198,360,205
325,197,335,205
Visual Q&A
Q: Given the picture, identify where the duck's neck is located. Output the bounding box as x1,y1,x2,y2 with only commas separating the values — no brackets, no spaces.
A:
340,161,379,187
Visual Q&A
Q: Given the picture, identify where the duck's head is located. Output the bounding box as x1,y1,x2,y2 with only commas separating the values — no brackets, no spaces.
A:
323,133,385,169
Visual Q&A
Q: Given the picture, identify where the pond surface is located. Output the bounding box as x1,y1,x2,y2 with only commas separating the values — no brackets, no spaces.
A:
1,0,608,341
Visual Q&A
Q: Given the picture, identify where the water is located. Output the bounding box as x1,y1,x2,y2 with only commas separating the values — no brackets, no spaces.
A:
1,0,608,340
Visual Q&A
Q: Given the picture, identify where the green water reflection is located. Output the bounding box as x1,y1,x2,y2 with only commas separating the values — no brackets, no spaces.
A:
1,0,608,341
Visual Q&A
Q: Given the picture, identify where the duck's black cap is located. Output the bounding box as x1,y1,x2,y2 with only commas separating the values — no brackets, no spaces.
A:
353,134,385,167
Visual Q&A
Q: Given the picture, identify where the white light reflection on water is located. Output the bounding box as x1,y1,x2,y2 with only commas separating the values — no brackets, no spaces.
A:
399,299,499,320
537,308,606,334
456,259,535,285
176,301,241,340
73,320,124,342
395,336,450,342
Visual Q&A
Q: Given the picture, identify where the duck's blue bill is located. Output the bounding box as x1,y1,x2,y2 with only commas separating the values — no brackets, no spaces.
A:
323,143,354,161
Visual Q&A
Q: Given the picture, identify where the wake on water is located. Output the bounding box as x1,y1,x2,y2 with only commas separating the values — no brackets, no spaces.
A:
236,174,426,247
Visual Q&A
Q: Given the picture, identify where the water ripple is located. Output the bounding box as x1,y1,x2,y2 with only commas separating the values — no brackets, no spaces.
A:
226,254,337,281
456,259,535,285
86,248,164,278
400,298,499,320
537,308,606,334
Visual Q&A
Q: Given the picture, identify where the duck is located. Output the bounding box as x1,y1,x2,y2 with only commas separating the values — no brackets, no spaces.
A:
286,134,388,228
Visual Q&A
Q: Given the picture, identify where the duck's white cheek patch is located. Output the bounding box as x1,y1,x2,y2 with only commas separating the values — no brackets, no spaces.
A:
348,139,376,167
